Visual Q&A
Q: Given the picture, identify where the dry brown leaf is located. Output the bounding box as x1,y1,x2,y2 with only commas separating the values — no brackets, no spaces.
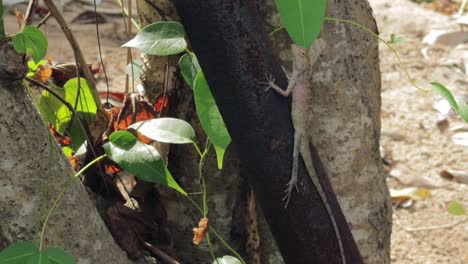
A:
440,169,468,185
192,218,208,246
34,65,53,84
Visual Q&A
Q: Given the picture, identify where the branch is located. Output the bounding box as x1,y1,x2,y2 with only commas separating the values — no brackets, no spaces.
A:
41,0,99,104
173,1,362,263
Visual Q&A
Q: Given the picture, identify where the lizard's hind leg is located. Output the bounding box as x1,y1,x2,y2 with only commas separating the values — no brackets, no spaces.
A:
283,130,301,207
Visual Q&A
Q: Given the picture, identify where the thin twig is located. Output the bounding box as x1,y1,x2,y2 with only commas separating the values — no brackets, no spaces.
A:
23,0,38,28
395,215,468,232
94,0,110,103
143,242,180,264
42,0,99,103
25,77,75,113
37,12,52,29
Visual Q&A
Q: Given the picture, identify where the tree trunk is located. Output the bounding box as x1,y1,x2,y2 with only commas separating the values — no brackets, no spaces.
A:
307,3,391,263
259,1,392,262
0,41,133,263
136,0,391,263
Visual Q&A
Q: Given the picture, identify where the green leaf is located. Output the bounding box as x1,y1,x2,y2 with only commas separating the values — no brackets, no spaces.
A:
39,78,98,151
43,248,76,264
129,118,196,144
109,130,137,150
212,256,242,264
123,21,187,55
455,97,468,122
430,82,468,122
64,78,98,121
104,131,187,195
62,146,73,157
12,26,48,63
274,0,327,48
447,200,466,216
179,53,201,87
389,33,404,44
194,72,231,169
0,242,38,263
64,78,98,150
28,59,47,71
126,60,144,80
38,87,72,133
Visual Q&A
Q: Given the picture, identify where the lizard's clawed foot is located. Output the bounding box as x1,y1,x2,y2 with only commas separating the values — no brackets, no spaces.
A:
257,74,276,91
282,178,299,208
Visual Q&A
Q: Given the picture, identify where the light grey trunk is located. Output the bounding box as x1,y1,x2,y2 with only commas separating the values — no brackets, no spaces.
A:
260,0,392,263
0,42,132,263
136,0,391,263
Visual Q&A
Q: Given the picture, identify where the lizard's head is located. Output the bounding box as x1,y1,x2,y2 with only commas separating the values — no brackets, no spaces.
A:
291,44,310,69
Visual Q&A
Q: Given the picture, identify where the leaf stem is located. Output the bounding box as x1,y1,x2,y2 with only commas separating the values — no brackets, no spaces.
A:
39,154,107,251
209,227,246,264
324,17,429,92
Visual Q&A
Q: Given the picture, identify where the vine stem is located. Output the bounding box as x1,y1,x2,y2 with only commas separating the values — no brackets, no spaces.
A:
38,154,107,251
189,141,246,264
324,17,429,93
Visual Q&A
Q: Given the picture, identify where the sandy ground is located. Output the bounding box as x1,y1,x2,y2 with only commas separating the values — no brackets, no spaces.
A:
371,0,468,263
3,0,467,263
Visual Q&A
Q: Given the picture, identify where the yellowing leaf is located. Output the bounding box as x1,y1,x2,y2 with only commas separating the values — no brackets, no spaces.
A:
390,187,432,202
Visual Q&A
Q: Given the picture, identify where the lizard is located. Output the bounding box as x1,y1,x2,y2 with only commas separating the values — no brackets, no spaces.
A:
260,42,346,264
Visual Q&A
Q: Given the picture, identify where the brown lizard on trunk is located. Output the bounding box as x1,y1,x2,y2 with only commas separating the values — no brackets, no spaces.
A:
261,42,346,264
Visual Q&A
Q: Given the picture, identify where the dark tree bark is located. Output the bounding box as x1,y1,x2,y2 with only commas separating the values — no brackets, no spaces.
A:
172,1,364,263
137,0,391,263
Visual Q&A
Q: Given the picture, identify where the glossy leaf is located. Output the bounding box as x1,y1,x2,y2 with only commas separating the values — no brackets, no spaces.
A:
274,0,327,48
123,21,187,55
447,200,466,216
194,72,231,169
129,118,196,144
430,82,468,122
0,242,38,263
212,256,242,264
104,131,187,195
12,26,48,63
43,248,76,264
179,53,201,87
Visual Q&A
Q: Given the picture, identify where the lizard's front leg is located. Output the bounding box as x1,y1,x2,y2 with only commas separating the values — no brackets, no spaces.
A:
283,129,301,207
258,75,295,97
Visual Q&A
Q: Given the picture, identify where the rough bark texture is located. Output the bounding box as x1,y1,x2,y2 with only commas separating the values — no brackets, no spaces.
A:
313,3,391,263
0,41,133,264
136,0,391,263
260,0,393,262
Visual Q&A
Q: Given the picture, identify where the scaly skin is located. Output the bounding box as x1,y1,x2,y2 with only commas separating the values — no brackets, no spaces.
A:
262,43,346,264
